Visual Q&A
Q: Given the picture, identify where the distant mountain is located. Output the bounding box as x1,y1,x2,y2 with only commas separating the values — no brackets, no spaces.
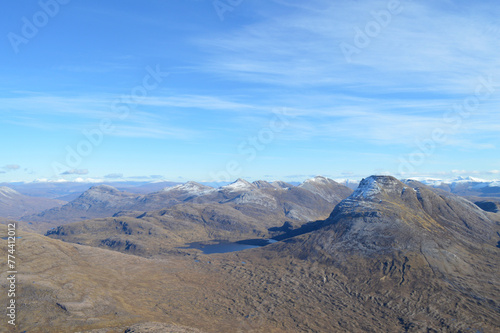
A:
2,180,183,200
115,181,183,194
23,183,203,225
22,185,142,224
0,186,65,219
28,177,353,229
298,176,353,203
415,176,500,197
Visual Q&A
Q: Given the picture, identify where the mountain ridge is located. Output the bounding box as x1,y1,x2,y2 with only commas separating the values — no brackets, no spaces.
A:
25,176,353,228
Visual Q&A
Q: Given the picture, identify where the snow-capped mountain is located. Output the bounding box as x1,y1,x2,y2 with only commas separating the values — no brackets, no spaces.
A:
162,181,216,197
220,178,256,192
409,176,500,197
25,177,354,232
299,176,354,203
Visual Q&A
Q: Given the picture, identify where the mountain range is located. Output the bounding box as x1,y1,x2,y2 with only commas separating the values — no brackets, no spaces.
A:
3,175,498,332
415,176,500,197
43,177,353,256
22,176,349,225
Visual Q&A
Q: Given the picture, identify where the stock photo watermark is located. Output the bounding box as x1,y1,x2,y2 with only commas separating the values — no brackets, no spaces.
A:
51,65,169,176
210,108,290,182
213,0,243,21
6,223,18,327
7,0,71,54
339,0,408,63
398,75,496,175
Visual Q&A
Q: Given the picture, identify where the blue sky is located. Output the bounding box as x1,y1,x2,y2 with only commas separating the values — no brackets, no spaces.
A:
1,0,499,183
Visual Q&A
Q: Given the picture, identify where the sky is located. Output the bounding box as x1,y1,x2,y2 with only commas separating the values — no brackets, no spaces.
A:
1,0,499,183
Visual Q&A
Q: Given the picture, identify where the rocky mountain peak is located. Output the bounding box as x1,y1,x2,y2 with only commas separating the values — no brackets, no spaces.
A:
163,181,214,194
351,175,401,199
298,175,496,260
78,185,133,203
221,178,256,192
252,180,274,189
302,176,330,184
271,181,292,189
298,176,353,203
87,184,121,194
298,176,336,189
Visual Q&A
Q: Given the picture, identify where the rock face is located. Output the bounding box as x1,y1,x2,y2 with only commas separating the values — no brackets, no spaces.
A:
0,186,64,218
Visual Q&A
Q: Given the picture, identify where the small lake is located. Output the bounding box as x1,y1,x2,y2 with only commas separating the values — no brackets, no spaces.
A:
181,239,278,254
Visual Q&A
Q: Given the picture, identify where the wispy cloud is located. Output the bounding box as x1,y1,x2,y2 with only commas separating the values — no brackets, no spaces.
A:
140,94,261,112
61,169,89,175
0,93,206,139
104,173,124,179
196,0,500,93
2,165,20,172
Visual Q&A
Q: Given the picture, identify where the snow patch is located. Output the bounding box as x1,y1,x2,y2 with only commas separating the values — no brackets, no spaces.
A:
221,179,255,192
351,177,381,198
0,187,19,198
163,182,215,196
301,176,330,186
452,176,487,183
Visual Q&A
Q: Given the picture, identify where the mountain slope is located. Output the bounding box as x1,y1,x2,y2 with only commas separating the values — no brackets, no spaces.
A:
45,202,276,257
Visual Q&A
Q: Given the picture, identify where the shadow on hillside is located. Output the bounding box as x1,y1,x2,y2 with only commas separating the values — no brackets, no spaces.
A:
270,219,332,242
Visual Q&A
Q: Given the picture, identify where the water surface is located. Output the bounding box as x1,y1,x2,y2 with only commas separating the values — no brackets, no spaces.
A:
181,239,277,254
